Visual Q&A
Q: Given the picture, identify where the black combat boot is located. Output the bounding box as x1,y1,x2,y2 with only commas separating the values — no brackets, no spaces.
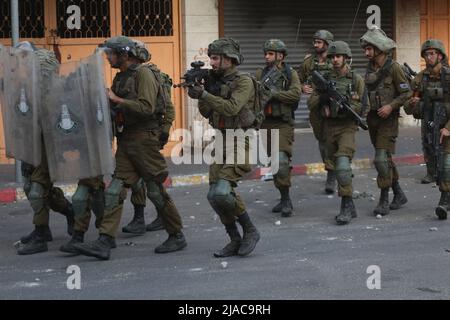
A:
146,212,164,232
59,231,85,254
421,161,436,184
72,234,115,260
272,188,293,217
155,232,187,254
374,188,390,216
237,212,260,256
435,192,449,220
122,205,146,235
19,225,53,245
325,170,337,194
390,181,408,210
213,222,242,258
335,197,356,225
17,226,48,255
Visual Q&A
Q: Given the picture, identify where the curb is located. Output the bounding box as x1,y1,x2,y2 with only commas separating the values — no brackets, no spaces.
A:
0,154,425,204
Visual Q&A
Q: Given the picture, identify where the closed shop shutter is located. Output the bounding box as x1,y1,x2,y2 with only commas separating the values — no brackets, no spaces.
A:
223,0,394,127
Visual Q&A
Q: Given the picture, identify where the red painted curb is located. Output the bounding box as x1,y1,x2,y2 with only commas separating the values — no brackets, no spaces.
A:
0,188,16,203
0,154,426,204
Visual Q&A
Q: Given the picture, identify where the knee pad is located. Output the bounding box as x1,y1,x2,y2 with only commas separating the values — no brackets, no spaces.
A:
335,156,353,187
275,152,290,179
374,149,390,177
105,179,124,210
72,185,90,216
146,180,166,211
208,179,236,213
443,154,450,182
28,182,46,213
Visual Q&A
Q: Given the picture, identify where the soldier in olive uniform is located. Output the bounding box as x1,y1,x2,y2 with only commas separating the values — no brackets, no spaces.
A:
14,42,75,256
73,36,186,260
60,44,159,254
120,41,168,235
187,38,261,257
308,41,365,225
299,30,337,194
360,26,411,217
405,39,450,220
256,39,301,217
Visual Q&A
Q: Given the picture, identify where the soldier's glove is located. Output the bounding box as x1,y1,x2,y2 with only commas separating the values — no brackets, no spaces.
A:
412,103,423,120
159,131,170,150
188,85,205,99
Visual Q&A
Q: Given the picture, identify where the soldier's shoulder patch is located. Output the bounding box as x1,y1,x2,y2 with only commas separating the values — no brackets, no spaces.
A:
399,83,410,90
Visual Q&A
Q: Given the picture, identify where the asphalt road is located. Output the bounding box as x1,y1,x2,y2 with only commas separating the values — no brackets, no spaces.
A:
0,165,450,300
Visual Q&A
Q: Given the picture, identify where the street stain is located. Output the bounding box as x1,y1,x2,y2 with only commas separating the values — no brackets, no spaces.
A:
417,287,442,294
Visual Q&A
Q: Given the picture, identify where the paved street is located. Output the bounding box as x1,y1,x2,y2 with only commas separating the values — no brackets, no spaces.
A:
1,165,450,300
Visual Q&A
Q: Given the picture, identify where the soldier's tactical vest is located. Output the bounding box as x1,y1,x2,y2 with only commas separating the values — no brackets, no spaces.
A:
258,64,296,122
305,55,333,85
327,71,359,119
418,66,450,122
205,71,258,130
365,58,399,112
111,63,166,132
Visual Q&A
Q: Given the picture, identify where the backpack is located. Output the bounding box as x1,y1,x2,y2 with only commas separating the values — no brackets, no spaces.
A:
138,63,173,119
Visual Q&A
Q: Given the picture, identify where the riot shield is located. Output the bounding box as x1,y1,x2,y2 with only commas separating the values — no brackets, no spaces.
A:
0,45,42,166
42,51,114,182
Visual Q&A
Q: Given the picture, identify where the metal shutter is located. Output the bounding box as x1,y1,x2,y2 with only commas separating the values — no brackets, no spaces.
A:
223,0,394,127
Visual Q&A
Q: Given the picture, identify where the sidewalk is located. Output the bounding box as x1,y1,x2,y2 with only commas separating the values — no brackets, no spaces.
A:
0,125,425,203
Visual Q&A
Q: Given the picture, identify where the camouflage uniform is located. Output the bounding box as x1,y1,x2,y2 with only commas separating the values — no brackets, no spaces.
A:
73,36,186,260
16,44,75,256
191,38,260,258
298,30,336,194
256,39,301,217
360,27,411,216
309,41,365,225
404,39,450,220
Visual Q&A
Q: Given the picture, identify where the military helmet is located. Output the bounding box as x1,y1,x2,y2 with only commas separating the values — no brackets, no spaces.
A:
360,26,396,52
132,39,151,63
208,38,243,65
327,41,352,58
421,39,448,61
313,30,334,45
101,36,138,57
263,39,288,56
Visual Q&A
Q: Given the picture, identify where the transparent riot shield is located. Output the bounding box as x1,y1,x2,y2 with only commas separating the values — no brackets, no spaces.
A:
42,51,114,182
0,45,42,166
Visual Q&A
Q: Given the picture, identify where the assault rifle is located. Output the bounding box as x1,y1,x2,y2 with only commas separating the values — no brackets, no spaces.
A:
173,61,209,88
312,70,368,130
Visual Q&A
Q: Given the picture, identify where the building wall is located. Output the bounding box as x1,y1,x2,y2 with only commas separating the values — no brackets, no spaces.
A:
181,0,218,145
396,0,422,127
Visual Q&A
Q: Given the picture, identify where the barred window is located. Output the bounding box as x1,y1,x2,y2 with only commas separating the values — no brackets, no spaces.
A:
0,0,45,39
57,0,110,38
122,0,173,37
